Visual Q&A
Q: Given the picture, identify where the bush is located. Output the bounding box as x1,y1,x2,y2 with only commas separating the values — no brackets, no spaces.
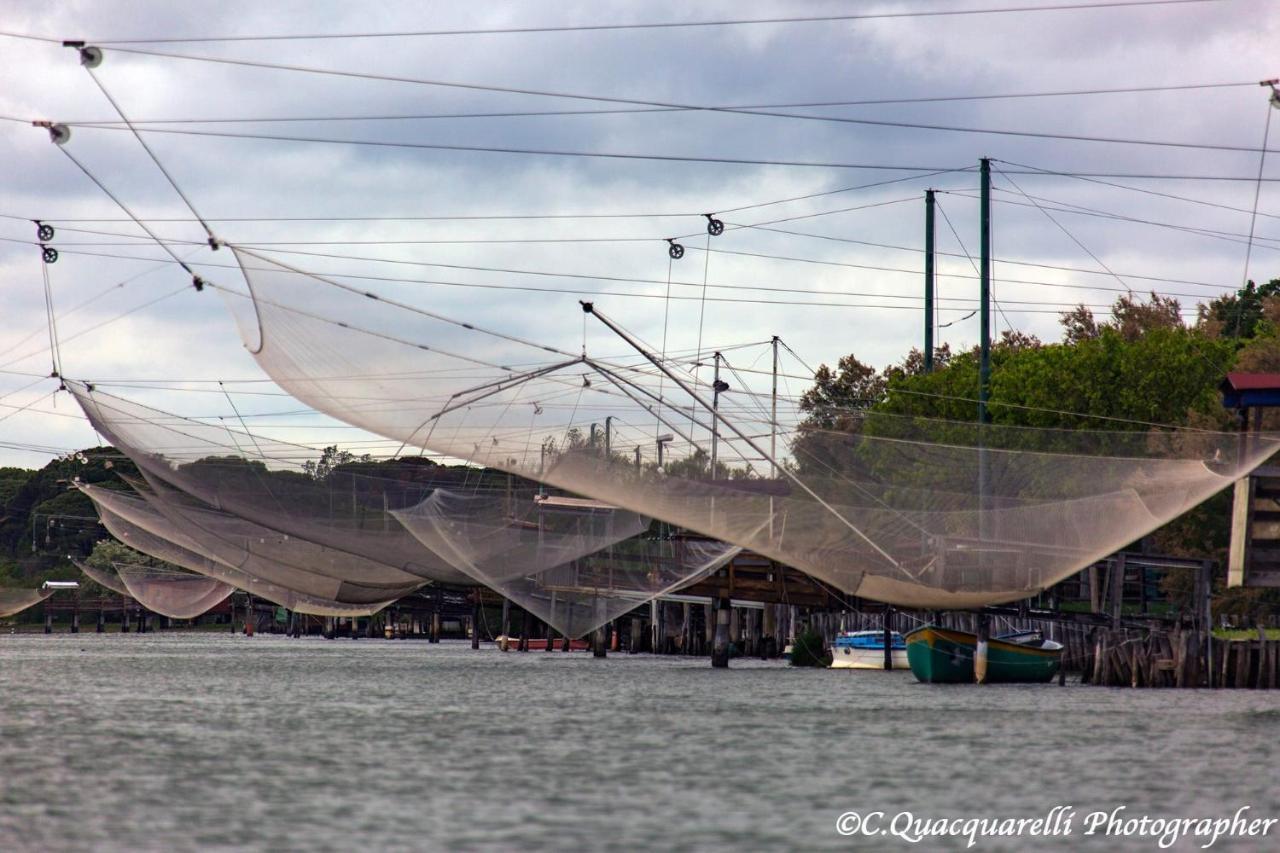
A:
789,627,830,668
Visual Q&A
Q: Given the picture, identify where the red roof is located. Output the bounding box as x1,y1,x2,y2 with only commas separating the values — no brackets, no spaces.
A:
1221,373,1280,392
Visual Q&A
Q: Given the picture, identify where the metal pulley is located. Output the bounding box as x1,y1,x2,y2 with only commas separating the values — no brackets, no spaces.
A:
79,46,103,68
41,246,58,264
667,239,685,260
36,222,54,241
704,214,724,236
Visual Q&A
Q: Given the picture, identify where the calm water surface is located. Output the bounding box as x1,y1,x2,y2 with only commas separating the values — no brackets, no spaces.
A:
1,633,1278,851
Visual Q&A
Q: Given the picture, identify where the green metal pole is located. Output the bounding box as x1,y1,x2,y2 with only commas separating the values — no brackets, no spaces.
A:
924,189,936,373
979,158,991,423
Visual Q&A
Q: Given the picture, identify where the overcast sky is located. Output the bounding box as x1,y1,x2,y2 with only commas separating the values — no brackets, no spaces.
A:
0,0,1277,469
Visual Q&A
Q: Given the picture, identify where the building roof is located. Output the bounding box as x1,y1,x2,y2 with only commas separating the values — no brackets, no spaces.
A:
1220,373,1280,409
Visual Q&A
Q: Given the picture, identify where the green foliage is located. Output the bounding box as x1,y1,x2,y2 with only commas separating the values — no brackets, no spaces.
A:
788,627,830,668
1196,278,1280,341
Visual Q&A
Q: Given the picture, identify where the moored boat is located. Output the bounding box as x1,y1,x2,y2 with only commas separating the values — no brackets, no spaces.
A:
904,625,1063,683
830,630,909,669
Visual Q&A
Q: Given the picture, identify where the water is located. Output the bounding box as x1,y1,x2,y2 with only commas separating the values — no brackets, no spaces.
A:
2,633,1278,851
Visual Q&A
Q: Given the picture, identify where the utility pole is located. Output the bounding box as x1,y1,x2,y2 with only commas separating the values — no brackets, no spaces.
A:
604,415,614,459
979,158,991,423
924,189,936,373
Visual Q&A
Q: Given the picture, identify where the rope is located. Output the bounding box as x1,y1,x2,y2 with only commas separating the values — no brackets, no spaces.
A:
1238,93,1276,337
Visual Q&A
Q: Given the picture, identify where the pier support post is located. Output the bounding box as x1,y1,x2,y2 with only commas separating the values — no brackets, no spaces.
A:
650,599,659,654
712,595,731,668
975,613,990,684
500,599,511,652
518,609,528,652
122,605,130,634
44,608,52,634
431,611,441,644
71,610,80,634
883,607,894,671
630,617,642,653
593,625,607,658
471,595,481,649
97,608,104,633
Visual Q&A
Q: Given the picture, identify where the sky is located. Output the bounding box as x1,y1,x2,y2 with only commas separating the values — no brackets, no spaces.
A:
0,0,1277,469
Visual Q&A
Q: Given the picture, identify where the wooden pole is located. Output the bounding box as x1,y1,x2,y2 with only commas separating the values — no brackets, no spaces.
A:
975,613,990,684
471,594,481,649
500,598,511,652
712,594,731,668
883,606,894,670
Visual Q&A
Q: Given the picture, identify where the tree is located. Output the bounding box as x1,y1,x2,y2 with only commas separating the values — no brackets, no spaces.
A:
1197,278,1280,340
301,445,372,480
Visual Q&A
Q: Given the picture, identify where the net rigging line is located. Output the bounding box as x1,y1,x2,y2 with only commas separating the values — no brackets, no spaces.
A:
1241,85,1278,307
945,189,1280,250
993,157,1280,219
991,165,1134,295
28,80,1265,125
41,240,1181,313
3,216,1241,316
79,58,218,248
44,85,1280,164
4,1,1223,44
933,197,1017,334
0,230,1235,312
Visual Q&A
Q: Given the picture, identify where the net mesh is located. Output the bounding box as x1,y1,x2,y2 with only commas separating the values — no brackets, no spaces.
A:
68,384,727,636
217,248,1280,608
79,483,399,616
0,588,53,618
391,489,740,637
74,557,233,619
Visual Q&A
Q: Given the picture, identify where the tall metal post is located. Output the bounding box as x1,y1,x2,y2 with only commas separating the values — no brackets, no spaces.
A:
770,336,779,540
604,415,614,459
709,352,723,474
924,190,936,373
978,159,991,423
770,337,779,472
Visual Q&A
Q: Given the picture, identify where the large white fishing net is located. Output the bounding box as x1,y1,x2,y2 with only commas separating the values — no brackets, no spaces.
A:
216,248,1280,608
392,489,741,637
0,588,54,618
67,382,728,635
75,558,233,620
79,483,397,616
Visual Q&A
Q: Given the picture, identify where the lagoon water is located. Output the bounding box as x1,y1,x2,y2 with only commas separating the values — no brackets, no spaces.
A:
1,633,1278,851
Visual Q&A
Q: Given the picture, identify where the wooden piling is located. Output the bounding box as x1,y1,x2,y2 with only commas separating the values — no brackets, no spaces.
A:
711,595,731,668
499,599,511,652
974,614,990,684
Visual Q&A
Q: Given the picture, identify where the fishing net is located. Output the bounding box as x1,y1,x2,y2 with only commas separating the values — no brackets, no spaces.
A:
0,588,54,618
218,248,1280,608
79,483,397,616
76,559,131,596
74,558,233,619
67,383,721,636
391,489,740,636
113,563,234,619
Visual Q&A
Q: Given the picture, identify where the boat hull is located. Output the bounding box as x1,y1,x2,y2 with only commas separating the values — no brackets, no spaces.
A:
904,626,1062,684
830,646,910,670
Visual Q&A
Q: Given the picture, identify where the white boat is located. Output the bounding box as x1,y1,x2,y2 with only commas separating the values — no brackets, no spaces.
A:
831,630,909,670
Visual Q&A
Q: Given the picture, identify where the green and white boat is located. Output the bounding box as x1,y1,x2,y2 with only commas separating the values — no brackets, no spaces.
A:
904,625,1063,684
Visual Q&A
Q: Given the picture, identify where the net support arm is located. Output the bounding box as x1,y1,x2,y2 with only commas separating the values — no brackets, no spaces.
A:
580,301,901,570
